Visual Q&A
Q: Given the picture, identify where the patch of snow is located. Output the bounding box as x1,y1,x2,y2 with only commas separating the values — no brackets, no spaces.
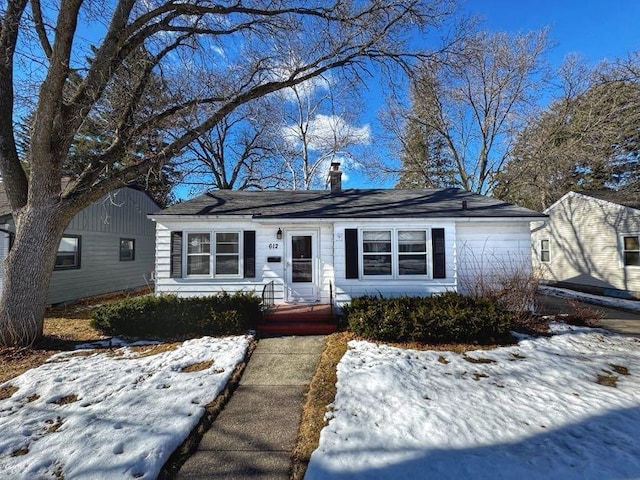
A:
307,324,640,479
540,285,640,311
0,336,250,479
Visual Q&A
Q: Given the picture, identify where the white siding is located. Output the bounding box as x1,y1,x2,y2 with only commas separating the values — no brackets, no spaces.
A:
155,216,536,307
154,220,334,303
531,192,640,296
456,221,533,295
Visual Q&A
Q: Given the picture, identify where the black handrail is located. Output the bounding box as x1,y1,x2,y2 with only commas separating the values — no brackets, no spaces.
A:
329,281,334,318
262,280,275,312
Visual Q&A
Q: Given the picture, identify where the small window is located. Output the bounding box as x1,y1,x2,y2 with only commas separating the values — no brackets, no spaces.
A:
119,238,135,261
215,232,240,275
55,235,81,270
187,233,211,275
363,230,392,275
540,239,550,263
398,230,427,275
623,235,640,266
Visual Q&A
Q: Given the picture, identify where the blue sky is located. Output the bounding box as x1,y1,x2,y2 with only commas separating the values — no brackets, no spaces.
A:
349,0,640,189
464,0,640,67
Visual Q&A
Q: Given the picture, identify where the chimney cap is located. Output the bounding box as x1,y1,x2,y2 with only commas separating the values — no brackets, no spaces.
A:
330,161,341,170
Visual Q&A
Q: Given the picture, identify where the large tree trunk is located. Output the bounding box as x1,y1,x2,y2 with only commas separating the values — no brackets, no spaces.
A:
0,205,68,346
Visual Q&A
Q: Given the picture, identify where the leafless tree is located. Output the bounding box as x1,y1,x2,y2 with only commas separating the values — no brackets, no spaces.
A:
494,52,640,211
397,29,550,194
274,78,371,190
0,0,461,346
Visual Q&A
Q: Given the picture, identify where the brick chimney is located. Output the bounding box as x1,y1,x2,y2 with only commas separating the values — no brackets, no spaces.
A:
329,162,342,192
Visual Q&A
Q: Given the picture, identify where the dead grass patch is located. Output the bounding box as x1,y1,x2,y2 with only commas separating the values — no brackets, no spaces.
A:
437,355,449,364
290,332,350,480
11,446,29,457
0,384,18,400
473,372,489,381
27,393,40,402
596,373,618,388
46,416,65,433
181,360,214,373
52,394,79,405
610,364,630,376
463,355,496,364
0,289,150,384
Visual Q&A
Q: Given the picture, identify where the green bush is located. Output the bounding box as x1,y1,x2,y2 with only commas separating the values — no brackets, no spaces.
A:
344,292,514,344
90,292,262,339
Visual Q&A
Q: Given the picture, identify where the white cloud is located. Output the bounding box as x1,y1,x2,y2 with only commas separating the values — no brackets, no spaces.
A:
282,114,371,152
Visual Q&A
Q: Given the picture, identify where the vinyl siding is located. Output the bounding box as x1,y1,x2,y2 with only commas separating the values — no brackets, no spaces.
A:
456,221,533,295
155,216,536,307
154,220,334,303
531,192,640,295
0,187,158,304
46,188,158,304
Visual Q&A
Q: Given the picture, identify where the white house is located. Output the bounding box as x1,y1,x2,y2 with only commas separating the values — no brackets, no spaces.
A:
150,165,545,309
0,184,159,305
532,190,640,299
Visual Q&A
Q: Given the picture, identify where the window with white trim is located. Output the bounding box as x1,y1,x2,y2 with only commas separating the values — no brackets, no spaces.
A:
540,239,550,263
215,232,239,275
362,230,392,275
187,232,211,275
623,235,640,266
361,229,429,278
55,235,81,270
398,230,427,275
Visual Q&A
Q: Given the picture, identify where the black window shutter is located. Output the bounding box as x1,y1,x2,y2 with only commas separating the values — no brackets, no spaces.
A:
431,228,446,279
170,231,183,278
243,230,256,278
345,229,359,279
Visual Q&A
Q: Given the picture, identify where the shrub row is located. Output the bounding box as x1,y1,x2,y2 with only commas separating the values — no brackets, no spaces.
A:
344,292,514,344
90,292,262,339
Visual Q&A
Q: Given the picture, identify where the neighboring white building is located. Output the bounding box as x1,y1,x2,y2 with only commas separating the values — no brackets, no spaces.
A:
532,190,640,299
150,166,545,308
0,184,159,305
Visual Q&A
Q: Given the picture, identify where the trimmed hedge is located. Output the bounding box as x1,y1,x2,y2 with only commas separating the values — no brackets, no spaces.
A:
90,292,262,339
344,292,514,343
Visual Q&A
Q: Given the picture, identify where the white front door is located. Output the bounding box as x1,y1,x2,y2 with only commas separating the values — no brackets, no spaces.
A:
285,230,319,303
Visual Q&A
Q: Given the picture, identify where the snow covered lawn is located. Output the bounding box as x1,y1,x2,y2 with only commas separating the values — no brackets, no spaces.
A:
0,336,250,479
307,324,640,480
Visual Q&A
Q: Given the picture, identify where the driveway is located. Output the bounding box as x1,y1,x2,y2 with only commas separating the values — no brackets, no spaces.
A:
536,294,640,337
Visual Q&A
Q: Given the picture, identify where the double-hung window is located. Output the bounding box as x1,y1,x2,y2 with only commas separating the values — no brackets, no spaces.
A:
215,232,240,275
540,239,550,263
623,235,640,266
187,233,211,275
185,231,241,277
55,235,81,270
362,229,429,278
362,231,392,275
398,230,427,275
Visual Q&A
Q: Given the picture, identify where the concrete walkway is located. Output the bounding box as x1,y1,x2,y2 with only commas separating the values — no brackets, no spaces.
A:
176,335,326,480
536,294,640,337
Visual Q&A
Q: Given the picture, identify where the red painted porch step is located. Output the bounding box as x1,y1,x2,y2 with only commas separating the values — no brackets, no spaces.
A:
258,303,337,335
257,321,337,336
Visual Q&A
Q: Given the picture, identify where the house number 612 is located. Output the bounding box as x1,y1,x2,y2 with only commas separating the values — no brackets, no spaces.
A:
268,243,279,249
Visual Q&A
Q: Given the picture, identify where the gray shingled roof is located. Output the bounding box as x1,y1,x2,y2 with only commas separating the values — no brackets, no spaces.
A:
154,188,545,219
578,190,640,211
